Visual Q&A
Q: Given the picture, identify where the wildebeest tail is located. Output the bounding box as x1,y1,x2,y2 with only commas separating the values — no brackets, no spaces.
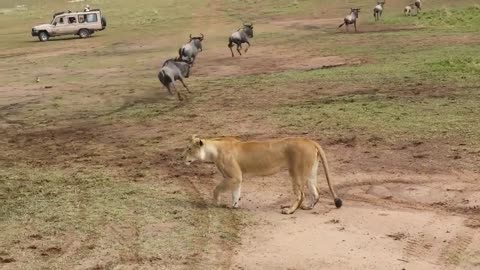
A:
228,36,234,47
338,22,345,28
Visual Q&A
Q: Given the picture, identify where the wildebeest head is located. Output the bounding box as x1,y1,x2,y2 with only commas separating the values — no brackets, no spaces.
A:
351,8,360,16
189,33,204,51
243,22,254,38
189,33,204,41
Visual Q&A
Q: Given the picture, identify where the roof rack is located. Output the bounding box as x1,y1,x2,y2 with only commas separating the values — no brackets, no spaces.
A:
53,11,67,18
52,9,101,18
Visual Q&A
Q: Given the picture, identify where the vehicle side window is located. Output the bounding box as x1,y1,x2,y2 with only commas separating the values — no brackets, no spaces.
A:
68,16,77,24
85,14,98,23
58,17,64,24
78,15,85,23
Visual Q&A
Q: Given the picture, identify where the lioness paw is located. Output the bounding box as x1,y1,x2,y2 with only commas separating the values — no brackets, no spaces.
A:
300,204,314,210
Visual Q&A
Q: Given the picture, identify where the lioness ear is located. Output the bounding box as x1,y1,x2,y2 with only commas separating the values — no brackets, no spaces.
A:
199,140,204,146
191,134,198,141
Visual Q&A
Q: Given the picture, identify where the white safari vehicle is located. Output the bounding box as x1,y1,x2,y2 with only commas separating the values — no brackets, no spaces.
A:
31,9,106,41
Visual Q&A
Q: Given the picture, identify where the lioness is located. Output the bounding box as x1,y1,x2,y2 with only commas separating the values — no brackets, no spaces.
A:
183,135,342,214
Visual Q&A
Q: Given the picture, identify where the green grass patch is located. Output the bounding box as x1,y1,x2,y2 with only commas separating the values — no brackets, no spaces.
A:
272,94,480,144
0,166,247,267
417,6,480,30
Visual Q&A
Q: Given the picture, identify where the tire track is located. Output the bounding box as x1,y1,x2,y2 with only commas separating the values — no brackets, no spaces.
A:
438,230,473,268
403,218,438,265
332,175,480,217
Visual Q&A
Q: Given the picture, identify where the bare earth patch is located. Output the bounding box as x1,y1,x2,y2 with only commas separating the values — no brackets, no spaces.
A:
194,47,361,77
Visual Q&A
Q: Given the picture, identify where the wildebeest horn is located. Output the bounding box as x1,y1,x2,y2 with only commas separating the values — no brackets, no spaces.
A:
243,22,253,27
189,34,192,39
200,33,204,38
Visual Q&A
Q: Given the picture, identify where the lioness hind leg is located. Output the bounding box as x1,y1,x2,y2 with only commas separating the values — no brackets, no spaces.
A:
301,163,320,210
282,191,304,214
282,178,305,215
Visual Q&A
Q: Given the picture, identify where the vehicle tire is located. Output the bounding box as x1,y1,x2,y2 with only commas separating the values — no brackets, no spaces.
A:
38,31,49,42
101,16,107,29
78,29,90,39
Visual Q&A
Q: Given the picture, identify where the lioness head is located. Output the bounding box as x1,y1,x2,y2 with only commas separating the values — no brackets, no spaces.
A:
184,135,204,165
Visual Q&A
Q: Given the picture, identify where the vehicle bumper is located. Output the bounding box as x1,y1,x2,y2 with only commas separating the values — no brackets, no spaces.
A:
31,29,39,36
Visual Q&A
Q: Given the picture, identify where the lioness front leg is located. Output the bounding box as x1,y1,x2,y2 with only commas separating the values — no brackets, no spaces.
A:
213,179,230,206
231,180,242,208
213,178,242,208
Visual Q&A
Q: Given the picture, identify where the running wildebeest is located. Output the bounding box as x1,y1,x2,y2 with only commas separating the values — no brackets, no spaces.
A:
228,22,254,57
158,58,192,101
338,8,361,32
178,34,204,65
415,0,422,11
373,2,385,21
404,4,414,16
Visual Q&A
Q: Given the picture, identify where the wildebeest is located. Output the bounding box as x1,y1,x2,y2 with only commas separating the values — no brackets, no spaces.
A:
373,2,385,21
404,4,414,16
415,0,422,11
228,22,254,57
178,34,204,65
338,8,361,32
158,58,191,101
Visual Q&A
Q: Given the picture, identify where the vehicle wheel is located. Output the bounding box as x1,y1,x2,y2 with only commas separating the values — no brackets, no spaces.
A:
78,29,90,39
101,17,107,29
38,31,49,42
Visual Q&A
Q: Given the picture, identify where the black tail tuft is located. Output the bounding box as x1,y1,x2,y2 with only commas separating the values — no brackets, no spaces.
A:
334,198,343,208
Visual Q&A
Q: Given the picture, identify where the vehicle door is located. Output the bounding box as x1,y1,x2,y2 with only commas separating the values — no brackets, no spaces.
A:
62,15,79,35
51,16,66,36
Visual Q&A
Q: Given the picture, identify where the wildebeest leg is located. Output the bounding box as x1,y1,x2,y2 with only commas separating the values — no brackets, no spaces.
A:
165,82,173,95
244,41,250,53
179,78,191,93
236,43,242,56
354,21,357,32
176,92,184,101
170,83,183,101
228,41,235,57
